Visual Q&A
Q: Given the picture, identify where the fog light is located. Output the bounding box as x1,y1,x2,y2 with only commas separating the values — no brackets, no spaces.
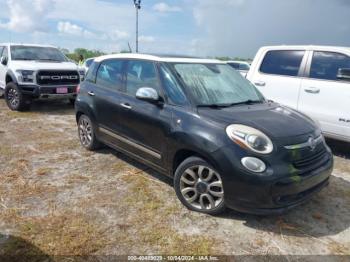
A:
241,157,266,173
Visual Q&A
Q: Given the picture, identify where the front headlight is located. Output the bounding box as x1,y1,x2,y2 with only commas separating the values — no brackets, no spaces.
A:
16,70,35,83
226,124,273,154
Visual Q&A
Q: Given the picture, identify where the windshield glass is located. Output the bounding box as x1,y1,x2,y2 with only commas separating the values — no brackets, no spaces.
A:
10,46,68,62
85,59,94,67
173,63,264,106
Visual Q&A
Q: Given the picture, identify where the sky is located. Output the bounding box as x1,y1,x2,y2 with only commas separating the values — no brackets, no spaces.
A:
0,0,349,58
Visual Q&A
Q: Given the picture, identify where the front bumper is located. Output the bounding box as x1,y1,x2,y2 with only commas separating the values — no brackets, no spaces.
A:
212,144,333,215
18,84,78,98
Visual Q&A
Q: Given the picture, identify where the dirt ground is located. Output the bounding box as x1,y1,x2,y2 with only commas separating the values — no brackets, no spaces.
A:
0,98,349,260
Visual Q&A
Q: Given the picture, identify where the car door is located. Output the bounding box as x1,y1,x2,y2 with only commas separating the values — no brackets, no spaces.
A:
250,49,307,109
0,46,7,89
115,59,172,168
91,59,126,137
298,51,350,141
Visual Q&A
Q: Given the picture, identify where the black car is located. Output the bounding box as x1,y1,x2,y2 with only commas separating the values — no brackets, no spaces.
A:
75,54,333,215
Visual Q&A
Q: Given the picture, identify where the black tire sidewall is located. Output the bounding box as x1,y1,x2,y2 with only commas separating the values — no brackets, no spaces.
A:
174,156,226,215
4,83,31,111
78,114,100,151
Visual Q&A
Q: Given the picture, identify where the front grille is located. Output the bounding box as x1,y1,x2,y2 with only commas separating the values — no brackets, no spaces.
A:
37,70,80,86
293,147,329,174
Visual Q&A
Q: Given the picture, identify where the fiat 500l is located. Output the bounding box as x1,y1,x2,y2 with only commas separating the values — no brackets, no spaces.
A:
75,54,333,215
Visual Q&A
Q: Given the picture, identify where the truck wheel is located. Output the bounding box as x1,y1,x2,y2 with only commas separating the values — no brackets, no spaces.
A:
174,156,226,215
4,83,31,111
78,114,101,151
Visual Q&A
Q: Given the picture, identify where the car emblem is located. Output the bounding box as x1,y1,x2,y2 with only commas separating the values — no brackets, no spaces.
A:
308,137,317,151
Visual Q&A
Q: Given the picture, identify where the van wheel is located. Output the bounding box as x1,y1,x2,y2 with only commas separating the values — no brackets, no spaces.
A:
174,157,226,215
5,83,31,111
78,114,101,151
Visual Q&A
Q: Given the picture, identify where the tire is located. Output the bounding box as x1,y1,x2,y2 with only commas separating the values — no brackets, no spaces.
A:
77,114,101,151
4,83,31,111
69,98,76,105
174,156,226,215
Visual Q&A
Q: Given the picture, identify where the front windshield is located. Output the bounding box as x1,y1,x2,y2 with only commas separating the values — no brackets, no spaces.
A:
10,46,68,62
173,63,264,106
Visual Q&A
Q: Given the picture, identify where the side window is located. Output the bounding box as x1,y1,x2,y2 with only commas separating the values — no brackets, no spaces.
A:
310,51,350,81
85,62,99,83
96,59,124,90
0,46,4,57
260,50,305,77
2,47,9,60
126,60,159,96
159,65,187,106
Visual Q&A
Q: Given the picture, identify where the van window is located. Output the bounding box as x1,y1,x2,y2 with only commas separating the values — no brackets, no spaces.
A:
96,59,124,91
260,50,305,77
310,51,350,81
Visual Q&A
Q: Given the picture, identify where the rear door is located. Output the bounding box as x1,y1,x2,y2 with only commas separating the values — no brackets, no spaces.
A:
298,51,350,140
249,49,307,109
92,59,126,133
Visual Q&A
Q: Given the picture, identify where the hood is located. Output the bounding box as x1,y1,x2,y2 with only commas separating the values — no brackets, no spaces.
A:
197,103,317,139
10,61,79,71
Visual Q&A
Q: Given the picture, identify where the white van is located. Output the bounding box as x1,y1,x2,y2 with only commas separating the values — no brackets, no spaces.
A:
247,45,350,142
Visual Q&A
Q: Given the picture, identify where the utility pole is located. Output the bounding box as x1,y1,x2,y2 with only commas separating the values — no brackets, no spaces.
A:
133,0,141,53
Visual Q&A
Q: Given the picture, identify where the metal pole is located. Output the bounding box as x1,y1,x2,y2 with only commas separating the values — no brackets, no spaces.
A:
136,6,138,53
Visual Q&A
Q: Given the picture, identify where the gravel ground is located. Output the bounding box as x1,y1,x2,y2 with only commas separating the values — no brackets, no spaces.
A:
0,98,349,260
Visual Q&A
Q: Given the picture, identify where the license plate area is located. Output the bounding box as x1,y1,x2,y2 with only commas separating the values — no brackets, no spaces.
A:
56,87,68,94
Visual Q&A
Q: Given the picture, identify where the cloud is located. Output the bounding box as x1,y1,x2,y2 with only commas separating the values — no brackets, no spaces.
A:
153,2,182,13
0,0,54,32
138,35,155,43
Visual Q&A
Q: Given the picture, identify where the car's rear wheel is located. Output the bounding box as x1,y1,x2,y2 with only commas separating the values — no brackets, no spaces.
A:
5,83,31,111
78,114,101,150
174,156,225,215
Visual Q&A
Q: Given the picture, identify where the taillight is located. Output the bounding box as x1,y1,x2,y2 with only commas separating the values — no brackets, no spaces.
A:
76,85,80,94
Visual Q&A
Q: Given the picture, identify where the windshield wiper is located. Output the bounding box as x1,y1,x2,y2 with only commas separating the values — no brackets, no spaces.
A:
197,100,263,108
226,100,264,106
36,59,61,62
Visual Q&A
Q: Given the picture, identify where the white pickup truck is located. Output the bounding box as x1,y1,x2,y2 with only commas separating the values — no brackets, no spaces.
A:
247,45,350,143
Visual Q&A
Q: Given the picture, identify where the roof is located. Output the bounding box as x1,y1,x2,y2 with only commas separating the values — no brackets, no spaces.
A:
259,45,350,54
0,43,57,48
94,53,224,64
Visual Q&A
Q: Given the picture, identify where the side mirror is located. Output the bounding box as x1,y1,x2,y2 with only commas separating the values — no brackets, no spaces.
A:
0,56,8,66
337,68,350,81
136,87,160,103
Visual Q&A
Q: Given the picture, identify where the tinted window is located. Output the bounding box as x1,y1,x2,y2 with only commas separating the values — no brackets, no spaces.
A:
126,60,159,96
310,51,350,81
96,59,124,90
159,65,187,106
85,59,94,68
228,62,239,69
85,62,99,83
260,50,305,76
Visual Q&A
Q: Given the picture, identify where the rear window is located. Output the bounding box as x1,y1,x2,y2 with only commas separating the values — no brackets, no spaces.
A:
260,50,305,77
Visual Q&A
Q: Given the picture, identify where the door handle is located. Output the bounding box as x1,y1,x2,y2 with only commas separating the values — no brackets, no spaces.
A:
120,103,132,110
87,91,95,96
304,87,320,94
254,81,266,87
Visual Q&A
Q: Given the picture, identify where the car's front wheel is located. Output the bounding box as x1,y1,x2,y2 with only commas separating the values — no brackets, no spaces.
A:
78,114,101,151
174,156,225,215
5,83,31,111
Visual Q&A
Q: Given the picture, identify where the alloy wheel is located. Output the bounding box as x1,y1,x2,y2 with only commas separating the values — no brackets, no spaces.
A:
7,88,19,108
79,118,93,147
180,165,224,211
